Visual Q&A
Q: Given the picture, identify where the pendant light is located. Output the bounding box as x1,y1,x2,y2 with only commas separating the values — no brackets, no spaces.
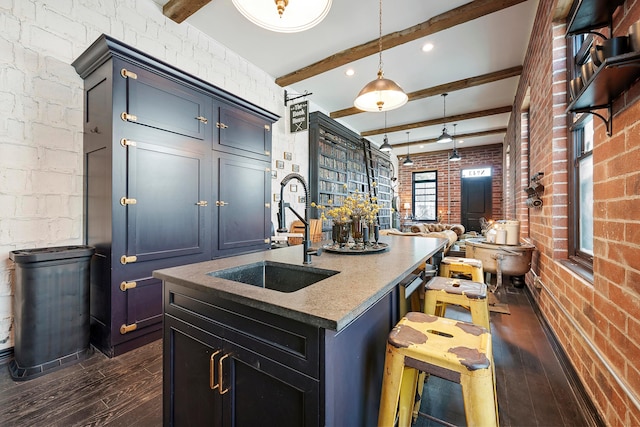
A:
379,112,393,152
353,0,408,112
436,93,453,144
232,0,332,33
449,123,461,161
402,132,413,166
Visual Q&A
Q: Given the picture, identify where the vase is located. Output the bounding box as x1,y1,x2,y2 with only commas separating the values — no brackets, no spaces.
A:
333,221,351,248
351,215,364,249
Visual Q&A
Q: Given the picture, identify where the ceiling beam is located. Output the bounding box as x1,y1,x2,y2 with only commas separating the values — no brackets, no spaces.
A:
331,66,523,118
275,0,527,87
361,106,513,137
163,0,211,23
391,128,507,150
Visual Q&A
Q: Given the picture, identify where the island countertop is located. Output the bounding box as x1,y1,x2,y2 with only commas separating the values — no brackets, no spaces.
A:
153,235,447,331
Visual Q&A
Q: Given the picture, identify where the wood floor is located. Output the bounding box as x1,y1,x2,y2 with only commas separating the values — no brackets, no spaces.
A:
0,285,599,427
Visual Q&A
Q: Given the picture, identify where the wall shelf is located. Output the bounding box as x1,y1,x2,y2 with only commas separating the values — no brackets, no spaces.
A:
566,0,624,36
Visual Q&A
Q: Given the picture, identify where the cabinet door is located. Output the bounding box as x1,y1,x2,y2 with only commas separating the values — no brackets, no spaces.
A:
164,315,223,427
117,275,162,338
122,64,211,140
221,340,320,427
212,152,270,257
124,139,208,263
213,101,271,160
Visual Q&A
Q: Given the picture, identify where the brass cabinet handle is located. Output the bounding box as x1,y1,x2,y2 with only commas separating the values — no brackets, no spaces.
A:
120,323,137,334
216,201,228,206
209,350,222,390
196,201,208,207
216,122,228,129
218,354,230,395
196,116,208,124
120,281,136,291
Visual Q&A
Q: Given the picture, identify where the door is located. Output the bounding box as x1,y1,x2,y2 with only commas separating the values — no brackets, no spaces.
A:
213,101,272,160
461,172,492,232
212,152,270,257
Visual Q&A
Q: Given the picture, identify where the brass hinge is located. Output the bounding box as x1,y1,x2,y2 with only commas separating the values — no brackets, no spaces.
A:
120,255,137,264
215,201,228,206
265,203,270,208
120,323,137,334
120,69,138,79
264,239,269,244
196,116,209,124
196,201,208,207
120,281,137,291
120,138,137,147
216,122,228,129
121,112,138,122
264,124,271,131
120,197,137,206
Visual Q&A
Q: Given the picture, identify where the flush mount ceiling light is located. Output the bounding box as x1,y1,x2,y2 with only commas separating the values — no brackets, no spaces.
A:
379,112,392,152
232,0,332,33
436,93,453,144
402,132,413,166
353,0,408,112
449,124,461,161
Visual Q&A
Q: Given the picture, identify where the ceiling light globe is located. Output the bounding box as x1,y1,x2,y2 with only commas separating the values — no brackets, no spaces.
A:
232,0,332,33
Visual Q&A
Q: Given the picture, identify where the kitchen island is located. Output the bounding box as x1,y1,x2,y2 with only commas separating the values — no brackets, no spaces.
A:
154,235,447,427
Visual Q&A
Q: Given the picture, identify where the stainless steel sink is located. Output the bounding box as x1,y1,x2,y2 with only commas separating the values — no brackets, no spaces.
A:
207,261,339,293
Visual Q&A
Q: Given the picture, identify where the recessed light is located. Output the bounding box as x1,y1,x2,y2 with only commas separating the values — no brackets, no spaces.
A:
458,139,464,144
421,43,434,52
345,69,355,77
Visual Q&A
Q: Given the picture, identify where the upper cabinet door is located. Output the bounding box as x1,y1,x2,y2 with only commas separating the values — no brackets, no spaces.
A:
213,102,271,160
122,65,211,140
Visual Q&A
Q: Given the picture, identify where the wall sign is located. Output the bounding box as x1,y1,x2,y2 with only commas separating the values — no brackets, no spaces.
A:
461,167,492,178
289,101,308,133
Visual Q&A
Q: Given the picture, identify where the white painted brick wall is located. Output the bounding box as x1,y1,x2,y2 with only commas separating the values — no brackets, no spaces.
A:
0,0,291,352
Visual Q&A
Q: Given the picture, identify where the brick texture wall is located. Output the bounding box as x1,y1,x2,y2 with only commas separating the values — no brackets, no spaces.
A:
0,0,290,352
506,0,640,423
397,144,503,226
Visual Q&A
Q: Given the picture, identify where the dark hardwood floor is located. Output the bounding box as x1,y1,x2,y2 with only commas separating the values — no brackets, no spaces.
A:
0,285,598,426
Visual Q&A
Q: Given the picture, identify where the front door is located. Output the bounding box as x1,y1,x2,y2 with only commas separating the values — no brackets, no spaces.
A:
461,168,493,232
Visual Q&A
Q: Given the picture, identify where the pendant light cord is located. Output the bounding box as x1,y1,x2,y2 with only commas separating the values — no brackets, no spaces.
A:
377,0,383,75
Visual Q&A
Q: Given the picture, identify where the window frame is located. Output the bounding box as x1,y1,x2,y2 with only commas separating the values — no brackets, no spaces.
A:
411,170,438,221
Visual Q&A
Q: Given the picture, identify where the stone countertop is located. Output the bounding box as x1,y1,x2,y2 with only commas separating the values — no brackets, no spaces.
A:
153,235,447,331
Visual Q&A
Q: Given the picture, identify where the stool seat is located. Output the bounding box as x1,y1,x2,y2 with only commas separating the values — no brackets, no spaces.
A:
440,257,484,283
442,256,483,269
426,276,487,299
378,312,498,427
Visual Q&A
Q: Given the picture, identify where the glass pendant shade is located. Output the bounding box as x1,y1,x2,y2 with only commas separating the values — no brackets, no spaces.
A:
379,135,392,152
354,71,408,112
232,0,332,33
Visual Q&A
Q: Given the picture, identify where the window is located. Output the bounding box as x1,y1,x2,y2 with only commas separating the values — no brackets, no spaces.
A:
568,31,594,270
570,115,594,265
412,171,437,221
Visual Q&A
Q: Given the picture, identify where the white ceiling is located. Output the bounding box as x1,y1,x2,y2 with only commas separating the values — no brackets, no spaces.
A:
155,0,539,156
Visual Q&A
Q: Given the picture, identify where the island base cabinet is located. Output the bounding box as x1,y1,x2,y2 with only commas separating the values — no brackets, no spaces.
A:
164,315,319,427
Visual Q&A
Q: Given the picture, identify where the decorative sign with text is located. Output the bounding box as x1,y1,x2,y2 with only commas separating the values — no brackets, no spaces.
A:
289,101,308,133
461,167,492,178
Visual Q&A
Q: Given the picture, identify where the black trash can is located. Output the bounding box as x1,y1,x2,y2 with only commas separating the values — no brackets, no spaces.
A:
9,245,95,381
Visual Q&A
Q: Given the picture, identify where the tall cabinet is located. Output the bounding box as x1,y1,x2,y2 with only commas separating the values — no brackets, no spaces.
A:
308,112,392,236
72,35,278,356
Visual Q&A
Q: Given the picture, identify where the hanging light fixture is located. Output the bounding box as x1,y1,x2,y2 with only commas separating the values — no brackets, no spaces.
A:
353,0,408,112
436,93,453,144
379,112,393,152
402,132,413,166
449,123,461,161
232,0,332,33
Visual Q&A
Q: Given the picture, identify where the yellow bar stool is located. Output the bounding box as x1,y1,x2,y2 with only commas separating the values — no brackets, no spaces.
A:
424,276,491,330
440,256,484,282
378,312,498,427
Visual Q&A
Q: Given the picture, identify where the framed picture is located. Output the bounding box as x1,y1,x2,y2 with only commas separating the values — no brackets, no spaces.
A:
298,196,306,204
290,184,298,192
284,152,293,161
273,193,280,202
275,160,285,169
271,170,277,179
292,164,300,173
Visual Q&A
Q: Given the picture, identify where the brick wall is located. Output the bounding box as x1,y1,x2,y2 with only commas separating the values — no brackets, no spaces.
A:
0,0,290,352
397,144,503,226
506,0,640,423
